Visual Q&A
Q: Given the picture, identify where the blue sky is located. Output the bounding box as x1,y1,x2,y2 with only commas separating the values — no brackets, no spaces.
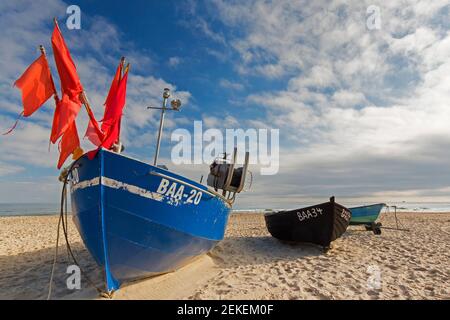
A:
0,0,450,208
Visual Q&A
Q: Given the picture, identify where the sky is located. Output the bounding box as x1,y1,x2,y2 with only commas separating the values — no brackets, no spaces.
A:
0,0,449,208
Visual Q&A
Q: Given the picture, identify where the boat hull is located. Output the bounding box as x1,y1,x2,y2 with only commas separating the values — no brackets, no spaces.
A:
264,198,351,248
349,203,385,225
70,149,231,292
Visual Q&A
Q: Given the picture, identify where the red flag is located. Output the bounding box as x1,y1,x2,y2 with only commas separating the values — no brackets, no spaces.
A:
84,106,104,146
51,23,83,102
3,51,57,136
57,121,82,169
50,94,82,143
103,59,123,110
101,67,129,150
83,59,123,147
50,21,83,143
87,64,129,160
14,53,55,117
50,98,61,143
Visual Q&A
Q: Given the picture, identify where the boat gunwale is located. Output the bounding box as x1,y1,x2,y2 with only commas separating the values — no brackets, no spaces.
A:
94,148,231,207
349,203,387,210
264,200,348,217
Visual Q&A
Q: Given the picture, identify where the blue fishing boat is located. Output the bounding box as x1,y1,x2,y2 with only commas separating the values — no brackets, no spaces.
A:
67,88,250,293
349,203,386,234
349,203,386,225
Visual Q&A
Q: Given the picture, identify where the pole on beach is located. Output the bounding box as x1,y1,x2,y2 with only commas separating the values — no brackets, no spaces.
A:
383,205,409,232
393,205,400,230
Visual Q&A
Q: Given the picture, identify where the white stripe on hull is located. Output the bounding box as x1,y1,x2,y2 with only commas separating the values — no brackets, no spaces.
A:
71,176,164,202
102,177,164,201
71,177,100,191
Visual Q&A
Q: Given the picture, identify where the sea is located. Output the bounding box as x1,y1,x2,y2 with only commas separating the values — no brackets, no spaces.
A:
0,203,61,216
0,202,450,216
233,202,450,214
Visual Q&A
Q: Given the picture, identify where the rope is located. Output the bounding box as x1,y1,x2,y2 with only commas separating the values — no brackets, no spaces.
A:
47,210,62,300
381,205,409,231
2,111,24,135
47,159,107,300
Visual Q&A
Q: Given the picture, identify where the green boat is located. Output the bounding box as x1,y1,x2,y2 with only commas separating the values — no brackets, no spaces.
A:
349,203,386,234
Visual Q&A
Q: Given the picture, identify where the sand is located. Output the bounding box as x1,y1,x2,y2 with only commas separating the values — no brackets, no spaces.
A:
0,212,449,300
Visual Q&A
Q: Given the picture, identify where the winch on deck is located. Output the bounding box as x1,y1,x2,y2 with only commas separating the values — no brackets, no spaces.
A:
207,147,250,203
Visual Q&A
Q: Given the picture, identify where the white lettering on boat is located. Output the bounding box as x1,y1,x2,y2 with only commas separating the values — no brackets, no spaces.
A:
156,178,170,194
340,209,351,222
296,207,323,221
156,178,203,206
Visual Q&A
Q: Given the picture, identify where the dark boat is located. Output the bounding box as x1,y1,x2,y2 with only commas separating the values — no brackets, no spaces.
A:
264,197,351,248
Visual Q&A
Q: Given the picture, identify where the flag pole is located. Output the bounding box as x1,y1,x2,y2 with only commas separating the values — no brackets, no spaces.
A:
53,17,62,34
39,45,59,103
39,45,60,151
115,61,129,152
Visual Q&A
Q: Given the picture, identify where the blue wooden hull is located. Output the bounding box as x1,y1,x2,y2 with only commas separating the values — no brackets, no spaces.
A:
349,203,386,225
70,149,231,292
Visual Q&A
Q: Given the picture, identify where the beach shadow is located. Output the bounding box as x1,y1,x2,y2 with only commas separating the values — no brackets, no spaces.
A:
209,235,325,268
0,242,103,300
0,234,351,299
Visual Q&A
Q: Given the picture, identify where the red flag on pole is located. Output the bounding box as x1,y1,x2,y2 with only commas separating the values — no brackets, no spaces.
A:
83,59,123,147
103,58,123,109
4,51,56,136
86,63,129,160
50,94,81,144
84,104,104,146
50,20,83,143
14,53,56,117
101,65,129,150
57,121,82,169
51,22,83,102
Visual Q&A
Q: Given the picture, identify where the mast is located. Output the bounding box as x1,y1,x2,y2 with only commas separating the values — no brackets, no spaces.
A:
148,88,182,166
153,88,170,165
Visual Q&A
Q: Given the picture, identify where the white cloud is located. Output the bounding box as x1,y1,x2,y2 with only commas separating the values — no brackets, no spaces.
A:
332,90,366,108
219,79,244,91
168,56,182,67
0,0,191,183
200,0,450,205
202,115,220,128
1,0,450,207
288,64,337,90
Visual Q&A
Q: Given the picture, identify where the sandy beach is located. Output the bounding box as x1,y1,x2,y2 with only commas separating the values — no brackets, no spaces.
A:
0,212,449,300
